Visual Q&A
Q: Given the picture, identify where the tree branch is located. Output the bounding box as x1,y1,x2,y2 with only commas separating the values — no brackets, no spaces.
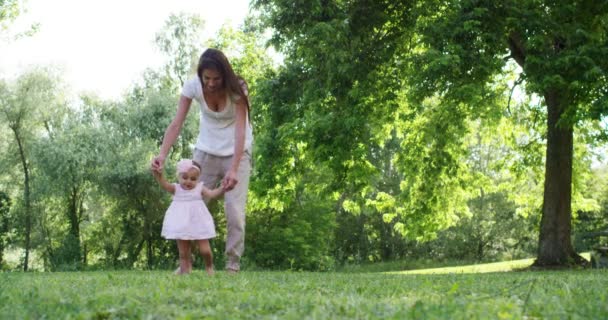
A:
507,74,524,115
507,31,526,68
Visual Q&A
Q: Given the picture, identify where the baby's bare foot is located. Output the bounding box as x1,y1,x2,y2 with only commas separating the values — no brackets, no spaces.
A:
174,267,191,275
206,266,215,276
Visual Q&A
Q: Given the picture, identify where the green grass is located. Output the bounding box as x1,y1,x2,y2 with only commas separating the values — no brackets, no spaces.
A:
1,260,607,319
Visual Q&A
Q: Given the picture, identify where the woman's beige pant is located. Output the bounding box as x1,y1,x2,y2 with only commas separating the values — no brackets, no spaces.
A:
194,149,251,271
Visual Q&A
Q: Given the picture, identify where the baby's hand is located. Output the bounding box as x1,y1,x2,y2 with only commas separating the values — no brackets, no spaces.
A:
151,168,162,177
219,180,227,190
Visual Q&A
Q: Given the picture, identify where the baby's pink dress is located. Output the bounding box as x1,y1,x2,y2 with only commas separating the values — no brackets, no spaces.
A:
161,183,216,240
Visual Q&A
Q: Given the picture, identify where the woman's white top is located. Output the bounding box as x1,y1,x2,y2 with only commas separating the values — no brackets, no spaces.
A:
181,77,253,156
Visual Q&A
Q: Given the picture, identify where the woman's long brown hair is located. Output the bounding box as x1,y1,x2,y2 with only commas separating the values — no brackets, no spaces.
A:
197,48,250,121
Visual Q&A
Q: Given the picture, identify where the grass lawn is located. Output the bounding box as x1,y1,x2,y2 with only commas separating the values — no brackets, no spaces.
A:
1,259,607,319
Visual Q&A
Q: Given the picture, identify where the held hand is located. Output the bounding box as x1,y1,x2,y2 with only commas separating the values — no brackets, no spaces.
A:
211,185,226,199
151,155,165,172
151,169,162,178
222,169,239,191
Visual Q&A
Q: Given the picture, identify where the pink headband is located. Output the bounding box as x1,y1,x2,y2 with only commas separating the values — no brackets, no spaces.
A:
176,159,200,174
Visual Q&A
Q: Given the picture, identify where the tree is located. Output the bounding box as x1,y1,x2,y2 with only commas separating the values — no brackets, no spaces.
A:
0,69,62,270
32,105,102,270
154,12,205,90
407,0,607,267
253,0,467,256
255,0,608,267
92,92,173,269
148,12,206,159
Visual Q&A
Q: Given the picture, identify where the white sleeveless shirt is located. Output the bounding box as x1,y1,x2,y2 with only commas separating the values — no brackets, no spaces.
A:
181,77,253,156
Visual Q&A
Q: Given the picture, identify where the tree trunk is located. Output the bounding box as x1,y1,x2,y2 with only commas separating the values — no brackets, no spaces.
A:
39,214,56,270
0,192,8,267
477,187,486,261
0,219,5,267
13,127,32,271
67,186,82,261
112,233,127,267
127,239,145,267
140,199,154,268
82,243,87,266
534,89,585,267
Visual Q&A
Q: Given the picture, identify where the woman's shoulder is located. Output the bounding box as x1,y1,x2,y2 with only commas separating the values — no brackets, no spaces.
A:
185,76,200,86
182,77,202,99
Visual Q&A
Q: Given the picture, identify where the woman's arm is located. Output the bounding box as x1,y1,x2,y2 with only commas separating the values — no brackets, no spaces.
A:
152,170,176,195
223,97,247,191
151,95,192,171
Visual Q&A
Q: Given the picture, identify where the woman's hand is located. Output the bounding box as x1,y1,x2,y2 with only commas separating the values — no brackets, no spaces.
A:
222,169,239,191
151,155,165,172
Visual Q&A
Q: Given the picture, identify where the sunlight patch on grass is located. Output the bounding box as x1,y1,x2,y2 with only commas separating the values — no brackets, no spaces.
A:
390,258,535,274
389,253,591,275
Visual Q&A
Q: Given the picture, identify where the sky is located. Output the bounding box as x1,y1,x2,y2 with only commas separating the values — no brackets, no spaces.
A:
0,0,251,99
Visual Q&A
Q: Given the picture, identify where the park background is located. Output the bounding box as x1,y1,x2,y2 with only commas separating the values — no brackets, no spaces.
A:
1,0,607,274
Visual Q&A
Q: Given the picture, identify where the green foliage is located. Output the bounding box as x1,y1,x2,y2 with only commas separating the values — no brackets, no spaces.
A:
254,0,608,267
0,0,19,27
0,67,63,134
203,19,341,270
1,270,608,319
247,91,338,269
427,193,536,262
248,161,337,270
0,67,65,271
251,0,487,264
30,102,108,270
253,0,497,250
409,0,608,122
574,165,608,251
2,3,607,271
94,98,171,269
154,12,205,89
49,233,82,271
205,18,276,119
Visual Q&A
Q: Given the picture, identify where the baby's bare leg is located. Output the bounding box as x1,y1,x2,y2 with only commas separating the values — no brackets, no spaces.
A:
197,239,214,275
176,240,192,274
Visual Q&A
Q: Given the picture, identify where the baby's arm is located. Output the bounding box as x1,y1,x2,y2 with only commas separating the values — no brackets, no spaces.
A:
152,170,176,195
201,183,224,200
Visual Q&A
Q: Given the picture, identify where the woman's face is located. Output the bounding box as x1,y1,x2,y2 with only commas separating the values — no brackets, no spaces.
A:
202,68,223,93
178,168,200,190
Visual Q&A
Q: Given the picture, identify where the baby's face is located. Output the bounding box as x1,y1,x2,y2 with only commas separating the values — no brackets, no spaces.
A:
178,168,200,190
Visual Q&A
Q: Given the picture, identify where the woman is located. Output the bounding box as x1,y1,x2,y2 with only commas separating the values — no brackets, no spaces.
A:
151,48,253,273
